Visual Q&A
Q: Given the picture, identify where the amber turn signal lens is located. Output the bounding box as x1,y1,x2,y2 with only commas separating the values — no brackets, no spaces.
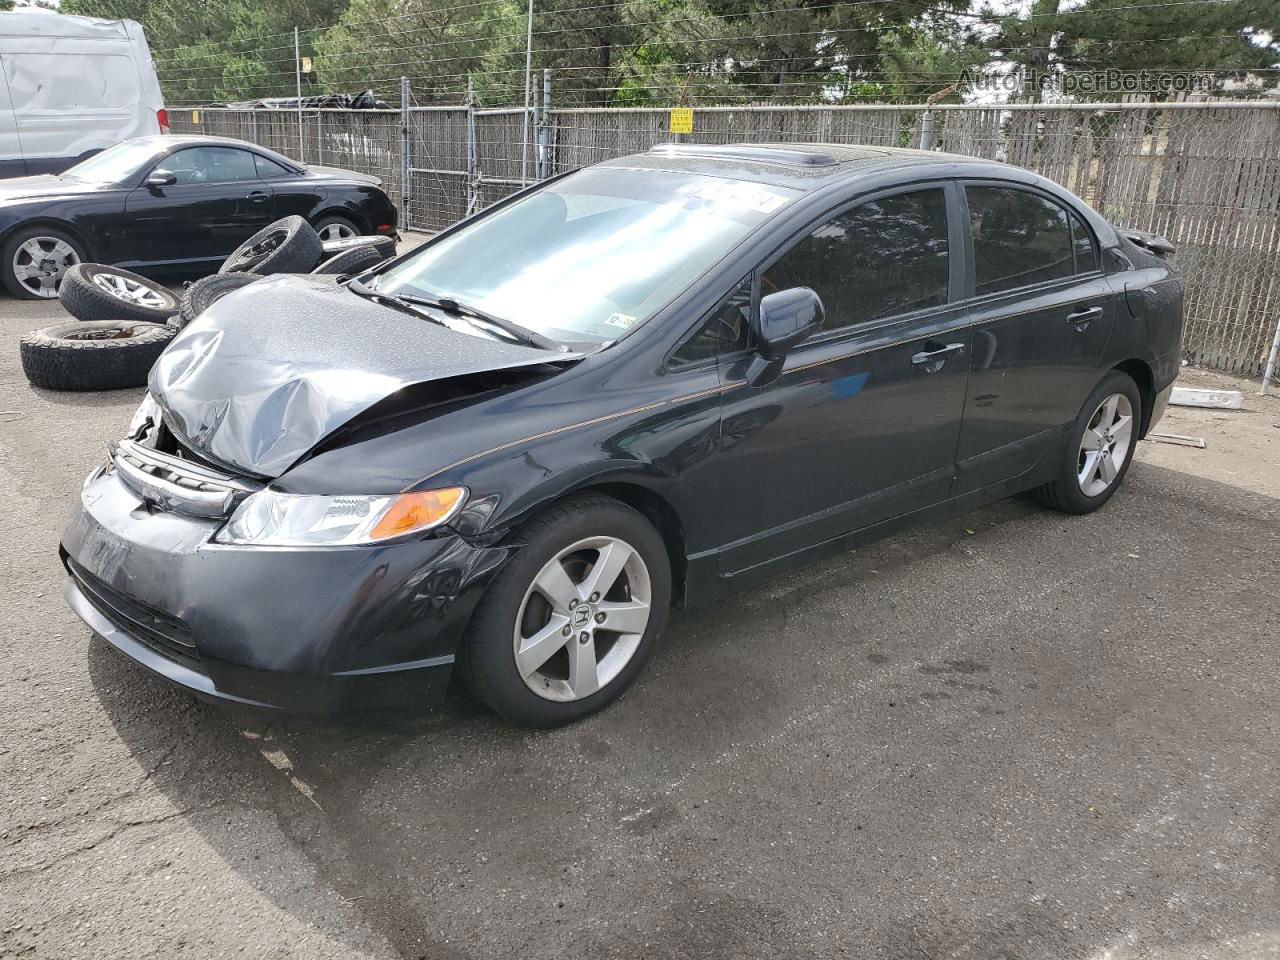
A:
369,487,465,541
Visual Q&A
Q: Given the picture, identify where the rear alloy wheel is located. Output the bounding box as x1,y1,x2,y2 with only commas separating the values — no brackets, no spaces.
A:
1077,392,1135,498
458,495,671,727
3,228,84,300
313,216,358,242
58,263,180,324
1030,370,1142,514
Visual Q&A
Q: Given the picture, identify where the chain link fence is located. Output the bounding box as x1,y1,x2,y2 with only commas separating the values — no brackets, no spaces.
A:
172,100,1280,378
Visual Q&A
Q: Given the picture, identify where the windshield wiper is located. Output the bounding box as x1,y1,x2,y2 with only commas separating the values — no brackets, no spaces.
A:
396,293,564,352
347,279,450,329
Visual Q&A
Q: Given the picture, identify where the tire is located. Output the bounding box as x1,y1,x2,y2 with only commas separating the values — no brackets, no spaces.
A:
1030,370,1142,514
312,214,360,244
58,263,180,324
20,320,176,391
311,244,386,276
2,225,86,300
177,273,264,328
321,234,396,260
457,494,672,728
219,216,323,275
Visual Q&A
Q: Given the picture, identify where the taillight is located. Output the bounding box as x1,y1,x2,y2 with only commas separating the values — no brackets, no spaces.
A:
157,108,170,134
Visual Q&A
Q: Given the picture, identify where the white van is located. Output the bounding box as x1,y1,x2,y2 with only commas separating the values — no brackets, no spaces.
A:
0,12,167,178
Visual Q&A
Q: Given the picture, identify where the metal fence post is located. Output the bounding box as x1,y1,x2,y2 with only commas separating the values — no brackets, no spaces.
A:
536,69,552,179
466,76,479,217
294,27,304,161
250,110,258,145
919,109,935,151
400,76,412,232
1261,313,1280,395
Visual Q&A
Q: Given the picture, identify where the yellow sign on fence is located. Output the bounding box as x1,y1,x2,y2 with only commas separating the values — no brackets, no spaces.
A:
669,108,693,134
191,110,200,124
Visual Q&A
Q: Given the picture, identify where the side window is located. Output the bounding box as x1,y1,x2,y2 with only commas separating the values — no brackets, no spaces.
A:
967,186,1074,295
254,154,294,179
1070,211,1098,274
761,189,949,333
162,147,260,185
670,279,752,366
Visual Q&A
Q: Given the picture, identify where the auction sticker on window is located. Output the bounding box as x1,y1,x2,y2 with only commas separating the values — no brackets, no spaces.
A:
690,179,791,214
605,312,637,329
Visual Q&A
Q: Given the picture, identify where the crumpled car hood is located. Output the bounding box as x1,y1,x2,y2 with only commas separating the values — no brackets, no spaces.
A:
150,274,569,478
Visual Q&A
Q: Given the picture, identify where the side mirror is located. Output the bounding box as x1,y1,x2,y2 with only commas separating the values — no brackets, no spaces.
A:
756,286,823,361
146,169,177,188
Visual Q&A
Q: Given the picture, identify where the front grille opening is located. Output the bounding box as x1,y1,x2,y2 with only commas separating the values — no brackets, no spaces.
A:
65,555,204,674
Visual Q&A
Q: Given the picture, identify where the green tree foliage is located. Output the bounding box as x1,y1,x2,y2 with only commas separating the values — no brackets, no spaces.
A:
62,0,351,103
990,0,1280,100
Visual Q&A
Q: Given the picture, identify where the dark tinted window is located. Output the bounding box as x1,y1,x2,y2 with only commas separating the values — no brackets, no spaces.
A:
762,189,949,333
162,147,259,184
254,154,293,178
1070,211,1098,273
967,186,1074,295
671,279,751,366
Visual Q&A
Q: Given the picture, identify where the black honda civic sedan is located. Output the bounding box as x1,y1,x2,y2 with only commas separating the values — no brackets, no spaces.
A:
0,134,396,299
61,142,1183,727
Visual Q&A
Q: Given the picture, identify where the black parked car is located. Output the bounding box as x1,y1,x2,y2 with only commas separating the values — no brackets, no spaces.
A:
61,143,1183,727
0,135,397,299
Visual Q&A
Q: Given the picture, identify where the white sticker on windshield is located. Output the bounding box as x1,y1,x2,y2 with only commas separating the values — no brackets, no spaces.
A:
605,312,637,329
689,180,791,214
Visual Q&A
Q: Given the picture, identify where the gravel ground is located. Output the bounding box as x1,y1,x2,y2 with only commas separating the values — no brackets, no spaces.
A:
1,276,1278,959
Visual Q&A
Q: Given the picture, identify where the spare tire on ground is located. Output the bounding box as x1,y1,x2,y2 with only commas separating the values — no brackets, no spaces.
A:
312,244,387,276
320,234,397,260
59,263,180,324
20,321,176,391
219,216,323,275
177,273,264,328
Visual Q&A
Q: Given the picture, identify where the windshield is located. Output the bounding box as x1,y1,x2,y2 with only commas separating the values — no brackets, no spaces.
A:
373,167,799,345
64,140,162,184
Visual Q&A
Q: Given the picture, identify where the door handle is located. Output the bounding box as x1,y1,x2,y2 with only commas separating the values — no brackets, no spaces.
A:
911,342,965,372
247,191,269,203
1067,305,1103,329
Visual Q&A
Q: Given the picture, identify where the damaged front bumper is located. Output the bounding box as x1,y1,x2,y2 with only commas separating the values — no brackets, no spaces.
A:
61,460,509,713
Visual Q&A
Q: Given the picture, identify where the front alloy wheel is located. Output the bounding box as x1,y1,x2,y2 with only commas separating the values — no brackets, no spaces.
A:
515,536,653,702
13,236,80,299
458,494,672,727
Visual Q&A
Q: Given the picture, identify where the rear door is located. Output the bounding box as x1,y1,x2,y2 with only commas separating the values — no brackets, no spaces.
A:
952,182,1115,496
125,146,274,269
0,56,22,177
712,183,972,575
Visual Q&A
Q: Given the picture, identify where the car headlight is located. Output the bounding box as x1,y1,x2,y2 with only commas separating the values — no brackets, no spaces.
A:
128,392,162,440
214,487,466,546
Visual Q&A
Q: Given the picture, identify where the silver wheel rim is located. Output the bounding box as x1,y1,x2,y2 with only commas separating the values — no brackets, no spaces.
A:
319,222,356,241
13,236,80,298
1078,392,1134,497
514,535,652,703
90,272,170,309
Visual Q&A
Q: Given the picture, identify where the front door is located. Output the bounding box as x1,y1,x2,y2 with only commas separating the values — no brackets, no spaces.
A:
711,184,972,576
124,145,274,270
952,183,1117,495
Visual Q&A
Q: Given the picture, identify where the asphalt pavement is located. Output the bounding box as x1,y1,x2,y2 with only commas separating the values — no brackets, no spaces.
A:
1,284,1278,960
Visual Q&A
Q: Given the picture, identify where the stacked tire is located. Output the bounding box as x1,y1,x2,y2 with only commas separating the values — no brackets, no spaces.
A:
22,264,180,391
20,216,392,391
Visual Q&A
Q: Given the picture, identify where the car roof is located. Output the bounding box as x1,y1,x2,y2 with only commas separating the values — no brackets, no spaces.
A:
602,142,995,191
597,140,1120,248
132,134,305,172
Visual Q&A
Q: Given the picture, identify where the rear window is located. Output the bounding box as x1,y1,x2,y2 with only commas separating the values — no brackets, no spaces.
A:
967,186,1075,296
